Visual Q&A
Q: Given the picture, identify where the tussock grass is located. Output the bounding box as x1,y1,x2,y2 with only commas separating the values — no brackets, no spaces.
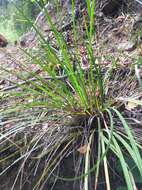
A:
0,0,142,190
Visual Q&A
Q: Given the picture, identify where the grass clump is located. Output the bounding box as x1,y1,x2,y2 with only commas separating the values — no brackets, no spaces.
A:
0,0,142,190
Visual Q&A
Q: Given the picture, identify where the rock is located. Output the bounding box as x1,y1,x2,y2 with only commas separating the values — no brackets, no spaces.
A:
100,0,125,16
19,32,36,47
0,34,8,47
20,40,26,47
117,41,136,52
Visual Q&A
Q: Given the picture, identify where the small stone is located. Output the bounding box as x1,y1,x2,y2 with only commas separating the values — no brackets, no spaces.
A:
117,41,136,52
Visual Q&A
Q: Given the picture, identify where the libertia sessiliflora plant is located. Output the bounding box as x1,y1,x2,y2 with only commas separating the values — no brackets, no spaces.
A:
0,0,142,189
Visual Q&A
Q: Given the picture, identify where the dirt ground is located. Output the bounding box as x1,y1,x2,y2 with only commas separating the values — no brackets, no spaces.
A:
0,12,141,92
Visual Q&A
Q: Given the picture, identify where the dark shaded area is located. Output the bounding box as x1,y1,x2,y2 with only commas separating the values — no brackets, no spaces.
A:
0,33,8,47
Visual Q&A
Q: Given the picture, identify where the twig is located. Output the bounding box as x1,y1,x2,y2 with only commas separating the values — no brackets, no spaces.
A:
135,0,142,6
1,75,67,92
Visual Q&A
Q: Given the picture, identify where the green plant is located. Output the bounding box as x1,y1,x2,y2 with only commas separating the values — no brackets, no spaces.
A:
0,0,142,190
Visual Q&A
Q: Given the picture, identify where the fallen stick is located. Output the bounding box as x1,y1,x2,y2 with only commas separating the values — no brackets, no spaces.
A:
1,75,67,92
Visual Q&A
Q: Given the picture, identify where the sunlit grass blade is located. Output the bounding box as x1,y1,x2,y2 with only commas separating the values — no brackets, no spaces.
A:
112,108,142,175
84,131,94,190
114,132,141,176
101,134,110,190
112,137,135,190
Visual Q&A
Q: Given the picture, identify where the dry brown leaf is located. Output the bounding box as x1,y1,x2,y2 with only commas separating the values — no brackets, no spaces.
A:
126,102,137,110
77,144,88,154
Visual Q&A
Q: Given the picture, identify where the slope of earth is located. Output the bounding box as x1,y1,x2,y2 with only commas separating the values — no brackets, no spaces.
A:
1,10,142,92
0,1,142,190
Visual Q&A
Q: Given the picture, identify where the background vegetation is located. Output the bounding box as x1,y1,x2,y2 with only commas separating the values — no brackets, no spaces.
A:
0,0,38,41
